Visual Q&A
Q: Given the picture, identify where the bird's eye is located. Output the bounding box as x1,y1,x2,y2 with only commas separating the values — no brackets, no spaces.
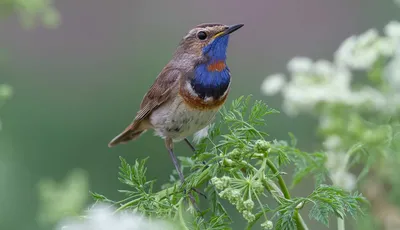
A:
197,31,208,40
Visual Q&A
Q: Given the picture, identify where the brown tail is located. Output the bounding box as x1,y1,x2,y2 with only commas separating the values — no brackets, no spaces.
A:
108,126,146,147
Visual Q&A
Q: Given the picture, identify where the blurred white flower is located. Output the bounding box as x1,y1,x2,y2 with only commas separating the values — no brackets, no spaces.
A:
314,59,335,78
325,152,348,172
323,135,342,151
349,87,387,109
261,73,286,95
325,152,356,191
358,29,379,47
57,203,177,230
376,37,397,56
277,48,400,116
287,57,313,74
281,62,352,116
384,21,400,40
335,29,382,70
319,116,333,129
335,36,357,66
385,44,400,90
330,170,357,192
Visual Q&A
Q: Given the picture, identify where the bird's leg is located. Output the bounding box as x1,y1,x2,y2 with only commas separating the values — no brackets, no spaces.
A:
165,138,201,209
183,138,207,199
184,138,196,153
166,138,185,183
185,137,207,167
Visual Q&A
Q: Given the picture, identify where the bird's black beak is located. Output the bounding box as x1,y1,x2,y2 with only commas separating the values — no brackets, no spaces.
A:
214,24,244,38
225,24,244,35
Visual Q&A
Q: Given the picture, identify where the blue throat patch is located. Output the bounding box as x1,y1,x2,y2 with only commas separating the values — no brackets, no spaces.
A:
191,35,231,99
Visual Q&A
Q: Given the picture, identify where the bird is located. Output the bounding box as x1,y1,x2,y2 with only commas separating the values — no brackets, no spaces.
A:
108,23,243,191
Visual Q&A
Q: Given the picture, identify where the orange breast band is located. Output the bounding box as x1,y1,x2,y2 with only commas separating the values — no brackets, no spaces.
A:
207,60,226,72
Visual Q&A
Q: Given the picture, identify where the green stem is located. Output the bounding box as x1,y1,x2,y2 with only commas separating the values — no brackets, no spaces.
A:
266,159,309,230
337,217,345,230
295,211,308,230
266,159,291,199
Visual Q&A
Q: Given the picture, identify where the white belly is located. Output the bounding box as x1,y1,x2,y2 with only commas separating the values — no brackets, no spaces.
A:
149,95,218,141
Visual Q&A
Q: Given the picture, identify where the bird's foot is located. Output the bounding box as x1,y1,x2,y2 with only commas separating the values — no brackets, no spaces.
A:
180,185,207,213
183,188,207,213
187,192,200,212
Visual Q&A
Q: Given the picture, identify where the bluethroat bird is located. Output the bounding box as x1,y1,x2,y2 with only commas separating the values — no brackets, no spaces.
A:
108,23,243,199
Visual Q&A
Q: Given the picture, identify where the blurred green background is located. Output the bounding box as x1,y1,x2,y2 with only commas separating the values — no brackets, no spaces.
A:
0,0,398,229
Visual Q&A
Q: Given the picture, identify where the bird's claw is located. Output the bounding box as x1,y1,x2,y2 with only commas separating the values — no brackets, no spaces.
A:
190,187,207,199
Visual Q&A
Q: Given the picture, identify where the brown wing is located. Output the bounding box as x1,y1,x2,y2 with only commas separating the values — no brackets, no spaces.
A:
108,66,181,147
133,65,182,124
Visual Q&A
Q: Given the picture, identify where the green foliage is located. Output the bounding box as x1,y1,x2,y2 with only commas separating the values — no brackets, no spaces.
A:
0,0,60,28
92,96,365,229
37,169,89,226
0,84,13,131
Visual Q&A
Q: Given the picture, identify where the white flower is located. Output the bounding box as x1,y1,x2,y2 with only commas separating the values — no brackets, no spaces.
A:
319,116,333,129
280,61,353,115
384,21,400,40
335,30,380,70
57,203,176,230
323,136,342,151
384,44,400,91
314,59,335,78
349,87,387,109
325,152,349,172
376,37,397,56
261,73,286,95
335,36,357,67
325,152,356,191
354,48,379,70
358,29,379,47
287,57,313,74
330,170,356,192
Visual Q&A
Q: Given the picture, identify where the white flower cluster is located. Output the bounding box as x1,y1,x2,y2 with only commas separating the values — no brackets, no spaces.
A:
57,203,176,230
261,21,400,117
325,151,356,192
261,20,400,192
323,136,356,192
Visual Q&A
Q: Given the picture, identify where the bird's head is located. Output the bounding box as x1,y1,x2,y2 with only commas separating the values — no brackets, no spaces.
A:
174,23,244,64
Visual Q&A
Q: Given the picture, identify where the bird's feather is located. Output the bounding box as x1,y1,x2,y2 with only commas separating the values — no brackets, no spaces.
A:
133,66,181,125
108,66,181,147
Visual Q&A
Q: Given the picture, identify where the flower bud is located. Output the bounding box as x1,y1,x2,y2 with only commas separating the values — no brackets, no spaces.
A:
229,189,241,203
219,188,232,199
228,148,242,160
222,158,234,167
243,210,255,222
220,176,231,187
236,198,245,212
254,140,271,153
261,220,273,229
243,199,254,210
211,177,224,190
